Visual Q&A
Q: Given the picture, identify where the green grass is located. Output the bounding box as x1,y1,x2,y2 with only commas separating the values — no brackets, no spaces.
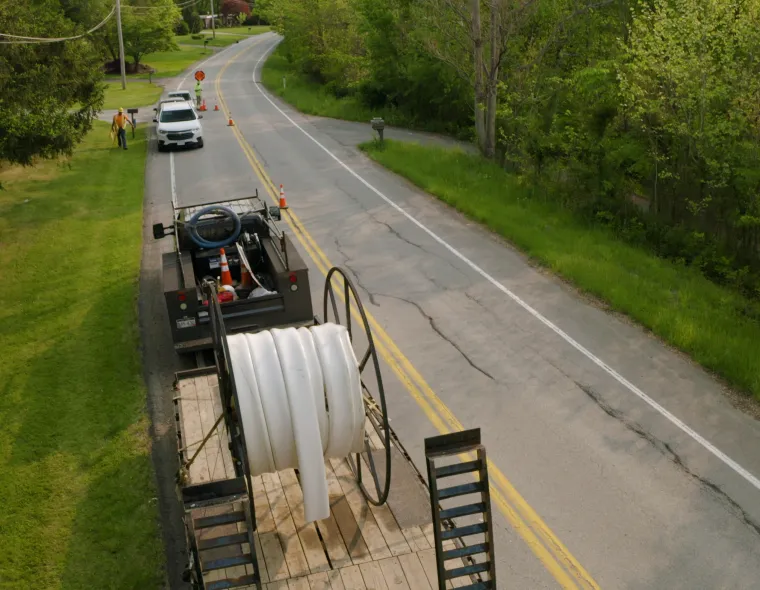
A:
262,45,411,126
141,44,208,77
213,25,271,35
176,26,270,48
360,140,760,399
0,122,163,588
106,44,209,81
103,80,163,109
177,33,248,48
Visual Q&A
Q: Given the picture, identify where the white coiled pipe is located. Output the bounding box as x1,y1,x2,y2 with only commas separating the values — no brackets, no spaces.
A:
227,323,365,523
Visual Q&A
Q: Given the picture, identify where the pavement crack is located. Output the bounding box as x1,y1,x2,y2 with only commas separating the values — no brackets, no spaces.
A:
373,216,469,278
577,382,760,538
376,292,495,382
333,237,380,307
331,185,467,278
332,238,493,381
463,288,495,315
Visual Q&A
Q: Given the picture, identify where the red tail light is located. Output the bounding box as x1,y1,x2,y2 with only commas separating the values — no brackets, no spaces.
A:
178,293,187,302
289,273,297,283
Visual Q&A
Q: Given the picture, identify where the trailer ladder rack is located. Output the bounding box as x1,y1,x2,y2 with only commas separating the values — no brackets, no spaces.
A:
425,429,497,590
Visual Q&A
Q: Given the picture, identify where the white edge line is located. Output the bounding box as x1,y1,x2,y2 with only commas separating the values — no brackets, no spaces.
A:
170,151,178,210
249,39,760,493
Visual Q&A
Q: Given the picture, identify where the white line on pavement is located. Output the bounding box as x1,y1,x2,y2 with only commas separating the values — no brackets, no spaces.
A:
170,151,178,209
250,39,760,493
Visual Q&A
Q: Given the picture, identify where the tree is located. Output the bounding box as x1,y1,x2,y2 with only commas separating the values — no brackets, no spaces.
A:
417,0,616,158
181,4,203,34
0,0,105,166
97,0,179,69
122,0,179,68
221,0,251,18
620,0,760,255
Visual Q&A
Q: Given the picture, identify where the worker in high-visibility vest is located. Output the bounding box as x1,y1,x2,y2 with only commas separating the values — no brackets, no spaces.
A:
195,80,202,108
111,108,134,150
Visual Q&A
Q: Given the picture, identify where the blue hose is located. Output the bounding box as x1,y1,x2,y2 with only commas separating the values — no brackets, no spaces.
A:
187,205,242,249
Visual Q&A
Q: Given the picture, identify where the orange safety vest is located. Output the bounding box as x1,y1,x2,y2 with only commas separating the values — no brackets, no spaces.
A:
112,113,131,130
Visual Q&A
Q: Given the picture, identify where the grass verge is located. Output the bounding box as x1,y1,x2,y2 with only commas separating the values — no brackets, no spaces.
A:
0,121,163,587
178,26,270,47
142,44,209,78
178,33,248,48
103,80,163,109
106,45,209,81
262,45,410,126
360,140,760,399
213,25,271,36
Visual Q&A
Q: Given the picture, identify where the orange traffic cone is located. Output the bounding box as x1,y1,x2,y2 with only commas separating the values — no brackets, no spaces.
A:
241,266,253,288
279,184,288,209
214,103,219,111
219,248,233,286
228,115,235,126
200,99,207,112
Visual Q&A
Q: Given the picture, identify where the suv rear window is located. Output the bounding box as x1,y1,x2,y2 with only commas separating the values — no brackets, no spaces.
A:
160,109,197,123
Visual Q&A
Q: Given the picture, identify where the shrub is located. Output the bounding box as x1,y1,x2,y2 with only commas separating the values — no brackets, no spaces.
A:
174,20,190,36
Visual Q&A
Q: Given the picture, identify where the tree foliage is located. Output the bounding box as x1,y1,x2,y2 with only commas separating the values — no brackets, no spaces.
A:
112,0,180,67
0,0,105,166
221,0,252,18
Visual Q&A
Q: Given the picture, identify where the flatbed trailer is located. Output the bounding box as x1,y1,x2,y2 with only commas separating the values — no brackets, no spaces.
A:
171,271,494,590
176,371,465,589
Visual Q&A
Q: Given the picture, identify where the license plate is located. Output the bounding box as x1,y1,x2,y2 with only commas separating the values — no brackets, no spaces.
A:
177,317,196,329
209,257,220,269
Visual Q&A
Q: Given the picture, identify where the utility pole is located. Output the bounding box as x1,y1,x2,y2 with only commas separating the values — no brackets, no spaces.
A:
115,0,127,89
210,0,216,39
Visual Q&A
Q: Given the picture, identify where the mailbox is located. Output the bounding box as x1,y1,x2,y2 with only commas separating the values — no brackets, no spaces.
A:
127,108,138,137
371,117,385,142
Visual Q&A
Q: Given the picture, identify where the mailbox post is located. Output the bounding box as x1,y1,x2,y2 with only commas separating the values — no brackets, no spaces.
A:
371,117,385,143
127,108,138,139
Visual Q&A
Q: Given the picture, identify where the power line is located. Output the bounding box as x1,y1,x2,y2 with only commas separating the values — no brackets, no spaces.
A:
125,0,203,11
0,5,116,44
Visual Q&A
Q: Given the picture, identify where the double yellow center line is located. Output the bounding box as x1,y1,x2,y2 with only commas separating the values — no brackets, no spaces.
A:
212,38,600,590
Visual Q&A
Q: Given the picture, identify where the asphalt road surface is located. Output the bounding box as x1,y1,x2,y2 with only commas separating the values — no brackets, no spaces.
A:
140,33,760,589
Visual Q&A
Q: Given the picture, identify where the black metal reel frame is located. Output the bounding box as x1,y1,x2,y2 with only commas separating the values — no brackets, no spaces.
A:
323,267,392,507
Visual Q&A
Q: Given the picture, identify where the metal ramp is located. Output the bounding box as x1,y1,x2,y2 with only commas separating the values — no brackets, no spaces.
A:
425,429,497,589
181,479,261,589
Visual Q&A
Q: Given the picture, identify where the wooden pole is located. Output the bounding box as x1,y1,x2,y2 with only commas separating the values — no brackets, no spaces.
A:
115,0,127,89
210,0,216,39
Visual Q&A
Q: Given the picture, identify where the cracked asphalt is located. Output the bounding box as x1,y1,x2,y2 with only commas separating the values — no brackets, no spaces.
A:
140,33,760,589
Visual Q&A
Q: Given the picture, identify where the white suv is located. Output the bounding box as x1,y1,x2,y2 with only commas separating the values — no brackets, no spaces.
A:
154,101,204,151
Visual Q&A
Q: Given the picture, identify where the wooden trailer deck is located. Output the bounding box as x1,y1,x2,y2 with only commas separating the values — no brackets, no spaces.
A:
175,374,477,590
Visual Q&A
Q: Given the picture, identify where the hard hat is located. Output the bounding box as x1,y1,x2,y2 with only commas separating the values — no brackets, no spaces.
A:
218,284,238,301
118,107,124,113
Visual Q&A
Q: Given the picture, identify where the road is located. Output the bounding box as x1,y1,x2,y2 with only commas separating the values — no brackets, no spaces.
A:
140,33,760,589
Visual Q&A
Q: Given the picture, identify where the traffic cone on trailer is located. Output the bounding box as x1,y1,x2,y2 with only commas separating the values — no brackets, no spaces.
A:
279,184,288,209
219,248,233,286
241,266,253,288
